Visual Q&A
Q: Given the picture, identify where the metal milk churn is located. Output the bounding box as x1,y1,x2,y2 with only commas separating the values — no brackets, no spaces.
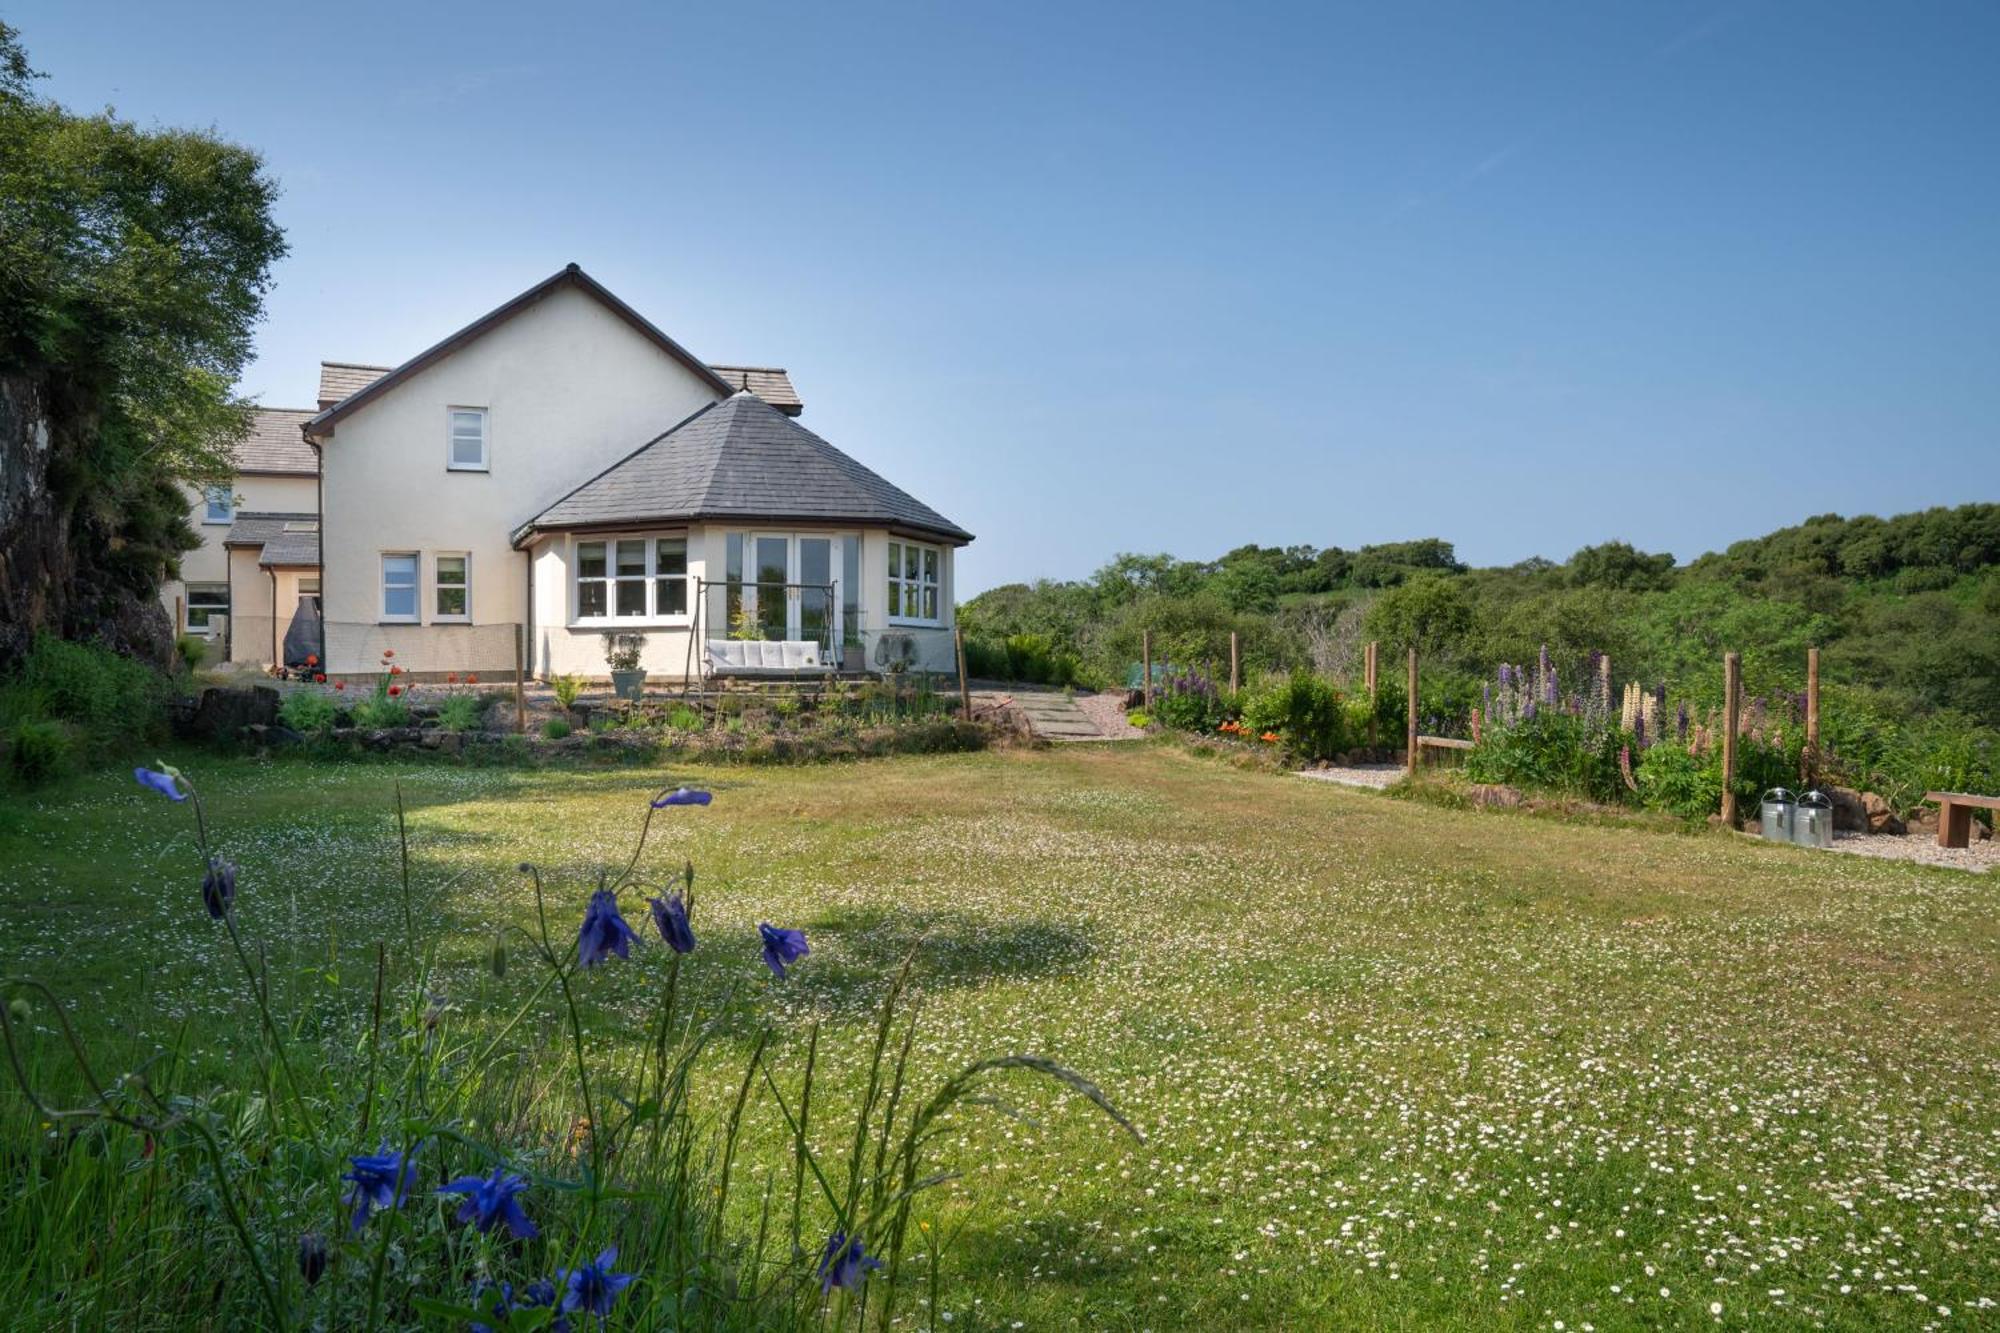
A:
1759,788,1796,841
1792,789,1834,849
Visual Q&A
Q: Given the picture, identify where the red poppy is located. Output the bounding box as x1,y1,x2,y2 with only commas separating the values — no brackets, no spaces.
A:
465,673,478,684
382,649,395,659
388,685,402,698
305,653,318,667
314,673,326,684
446,672,458,684
335,681,346,691
390,665,405,675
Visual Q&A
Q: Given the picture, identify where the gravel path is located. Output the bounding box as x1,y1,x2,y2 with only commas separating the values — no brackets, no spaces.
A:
1295,763,1404,790
1822,829,1998,873
1072,691,1146,740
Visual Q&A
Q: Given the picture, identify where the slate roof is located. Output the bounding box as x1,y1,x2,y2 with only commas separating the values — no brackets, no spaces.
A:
315,358,803,415
233,408,318,474
317,362,392,409
516,392,972,547
223,512,321,568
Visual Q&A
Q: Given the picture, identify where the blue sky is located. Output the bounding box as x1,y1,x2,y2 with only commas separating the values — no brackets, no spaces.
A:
13,2,1997,595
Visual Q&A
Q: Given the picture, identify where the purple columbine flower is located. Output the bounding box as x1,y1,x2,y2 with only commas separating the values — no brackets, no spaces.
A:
578,889,638,968
472,1279,564,1333
650,892,695,953
201,857,237,919
652,787,712,808
341,1141,419,1233
559,1247,635,1318
818,1231,884,1292
134,767,185,801
759,923,809,979
441,1165,538,1239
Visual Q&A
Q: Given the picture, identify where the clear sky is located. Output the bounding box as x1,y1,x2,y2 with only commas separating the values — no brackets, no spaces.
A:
12,2,1997,595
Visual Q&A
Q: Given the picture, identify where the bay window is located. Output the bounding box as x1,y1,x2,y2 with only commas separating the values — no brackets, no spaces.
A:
887,539,940,623
574,536,689,622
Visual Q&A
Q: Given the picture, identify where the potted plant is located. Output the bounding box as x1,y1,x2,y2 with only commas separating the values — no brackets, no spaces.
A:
602,632,648,701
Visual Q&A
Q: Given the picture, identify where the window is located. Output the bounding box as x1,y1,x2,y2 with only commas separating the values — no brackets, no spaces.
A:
185,584,228,633
575,536,689,622
435,554,470,620
203,485,235,524
655,538,688,616
382,553,419,621
448,408,488,471
887,539,941,622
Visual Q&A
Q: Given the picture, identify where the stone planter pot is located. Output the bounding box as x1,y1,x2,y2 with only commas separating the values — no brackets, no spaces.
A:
611,668,647,701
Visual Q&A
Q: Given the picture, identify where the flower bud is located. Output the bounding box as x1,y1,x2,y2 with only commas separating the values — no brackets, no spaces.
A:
7,997,29,1025
298,1231,328,1287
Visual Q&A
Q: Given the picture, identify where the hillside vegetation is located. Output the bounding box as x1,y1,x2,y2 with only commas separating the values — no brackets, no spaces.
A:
962,504,2000,730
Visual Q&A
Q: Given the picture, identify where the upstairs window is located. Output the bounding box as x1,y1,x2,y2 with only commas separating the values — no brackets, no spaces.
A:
448,408,488,471
204,485,235,524
382,552,419,622
887,540,940,623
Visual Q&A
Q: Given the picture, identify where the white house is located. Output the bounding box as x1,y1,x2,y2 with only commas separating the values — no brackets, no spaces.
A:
174,264,972,684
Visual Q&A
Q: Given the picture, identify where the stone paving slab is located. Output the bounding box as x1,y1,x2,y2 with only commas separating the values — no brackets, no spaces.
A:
969,688,1112,741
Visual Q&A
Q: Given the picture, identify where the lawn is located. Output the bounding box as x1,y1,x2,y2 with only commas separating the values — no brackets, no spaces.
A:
2,744,1996,1329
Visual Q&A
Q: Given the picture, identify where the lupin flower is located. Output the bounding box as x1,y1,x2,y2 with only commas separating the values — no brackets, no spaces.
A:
650,892,696,953
341,1142,419,1232
818,1231,884,1292
651,787,713,808
577,889,638,967
558,1247,635,1318
440,1165,538,1239
134,767,186,801
201,857,237,919
759,923,810,979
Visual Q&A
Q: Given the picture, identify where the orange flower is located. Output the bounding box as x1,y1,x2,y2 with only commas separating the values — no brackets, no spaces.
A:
390,665,405,675
388,684,402,698
1260,731,1279,743
446,672,458,684
382,649,395,659
313,673,326,683
305,653,318,666
335,681,346,691
465,673,478,684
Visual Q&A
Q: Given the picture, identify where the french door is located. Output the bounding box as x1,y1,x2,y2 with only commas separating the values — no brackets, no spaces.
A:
745,534,842,645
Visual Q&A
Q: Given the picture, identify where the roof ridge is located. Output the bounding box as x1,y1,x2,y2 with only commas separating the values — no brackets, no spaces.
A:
319,360,395,370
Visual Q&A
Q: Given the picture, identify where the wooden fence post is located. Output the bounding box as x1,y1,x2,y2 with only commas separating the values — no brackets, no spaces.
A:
514,623,527,734
1804,645,1820,785
1229,631,1240,695
955,626,971,718
1365,641,1378,699
1720,651,1741,824
1142,631,1153,708
1405,647,1419,778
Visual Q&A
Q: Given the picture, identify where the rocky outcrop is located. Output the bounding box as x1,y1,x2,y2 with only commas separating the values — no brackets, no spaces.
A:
177,686,280,741
1861,790,1907,837
1828,787,1871,833
0,369,178,672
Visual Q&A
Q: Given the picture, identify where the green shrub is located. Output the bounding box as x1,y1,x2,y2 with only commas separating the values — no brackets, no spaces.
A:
1634,743,1722,820
1239,669,1349,761
0,634,169,758
542,717,572,740
278,691,338,735
175,633,208,674
551,674,584,713
7,718,74,786
1151,670,1226,732
437,694,485,733
1125,708,1151,728
350,695,409,729
589,713,616,735
667,704,704,732
1465,711,1627,802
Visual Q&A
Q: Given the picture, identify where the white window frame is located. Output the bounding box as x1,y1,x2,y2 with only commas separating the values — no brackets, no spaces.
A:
203,485,236,525
447,407,489,472
434,552,471,622
381,552,420,623
185,584,229,635
570,534,692,627
887,539,942,626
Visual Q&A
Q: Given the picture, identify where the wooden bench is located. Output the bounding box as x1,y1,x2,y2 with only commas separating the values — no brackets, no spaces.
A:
1925,790,2000,848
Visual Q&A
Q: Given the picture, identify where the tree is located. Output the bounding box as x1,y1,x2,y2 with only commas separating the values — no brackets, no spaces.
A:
1362,573,1474,663
1565,541,1675,592
0,22,286,668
